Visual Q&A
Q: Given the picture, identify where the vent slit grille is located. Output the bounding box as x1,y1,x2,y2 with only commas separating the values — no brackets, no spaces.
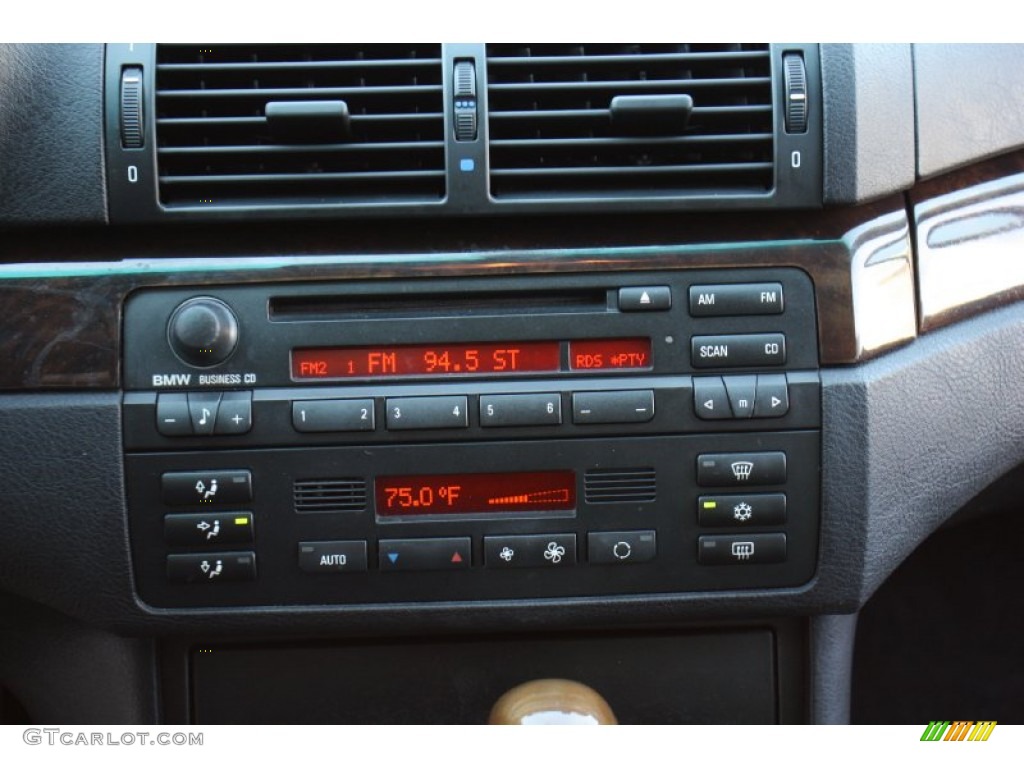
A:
294,478,368,514
486,43,774,200
584,468,657,504
155,44,446,208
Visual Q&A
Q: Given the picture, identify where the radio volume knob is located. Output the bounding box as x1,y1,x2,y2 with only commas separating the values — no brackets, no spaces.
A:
167,297,239,367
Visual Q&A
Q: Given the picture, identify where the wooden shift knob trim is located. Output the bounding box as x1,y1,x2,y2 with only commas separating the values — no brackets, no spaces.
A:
488,679,618,725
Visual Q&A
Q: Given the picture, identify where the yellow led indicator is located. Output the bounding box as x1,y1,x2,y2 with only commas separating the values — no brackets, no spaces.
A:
702,501,717,509
234,517,249,526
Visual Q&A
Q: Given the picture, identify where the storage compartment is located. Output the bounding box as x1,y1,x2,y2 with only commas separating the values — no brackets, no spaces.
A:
189,627,798,724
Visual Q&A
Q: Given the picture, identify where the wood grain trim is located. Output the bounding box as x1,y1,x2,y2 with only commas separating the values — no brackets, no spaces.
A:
0,198,911,390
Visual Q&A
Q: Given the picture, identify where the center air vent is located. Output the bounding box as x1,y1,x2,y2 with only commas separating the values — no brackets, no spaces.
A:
154,44,446,208
294,478,368,514
486,44,774,200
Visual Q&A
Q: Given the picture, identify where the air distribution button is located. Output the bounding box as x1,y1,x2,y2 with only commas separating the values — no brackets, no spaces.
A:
167,297,239,368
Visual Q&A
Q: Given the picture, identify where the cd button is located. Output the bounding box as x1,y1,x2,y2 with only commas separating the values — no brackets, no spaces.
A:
691,333,786,369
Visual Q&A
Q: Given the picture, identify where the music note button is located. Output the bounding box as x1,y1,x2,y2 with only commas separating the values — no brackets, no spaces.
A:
188,392,222,436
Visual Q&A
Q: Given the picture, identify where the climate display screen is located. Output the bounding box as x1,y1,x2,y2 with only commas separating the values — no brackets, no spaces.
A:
375,471,577,517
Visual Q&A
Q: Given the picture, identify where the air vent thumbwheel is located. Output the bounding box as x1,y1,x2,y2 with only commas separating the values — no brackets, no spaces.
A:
783,53,808,134
167,297,239,368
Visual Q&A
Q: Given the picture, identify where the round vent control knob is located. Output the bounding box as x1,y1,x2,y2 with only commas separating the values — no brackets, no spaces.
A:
167,297,239,367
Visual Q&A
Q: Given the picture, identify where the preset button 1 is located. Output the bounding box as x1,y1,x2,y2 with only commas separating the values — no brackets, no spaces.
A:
292,398,375,432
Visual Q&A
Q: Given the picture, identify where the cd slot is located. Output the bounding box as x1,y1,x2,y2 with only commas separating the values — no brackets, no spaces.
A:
269,288,610,322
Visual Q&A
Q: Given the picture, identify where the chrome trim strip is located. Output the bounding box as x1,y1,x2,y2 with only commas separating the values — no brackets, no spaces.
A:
916,171,1024,332
843,210,917,359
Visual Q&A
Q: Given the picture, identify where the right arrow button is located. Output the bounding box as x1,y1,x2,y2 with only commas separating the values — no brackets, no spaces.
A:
754,374,789,418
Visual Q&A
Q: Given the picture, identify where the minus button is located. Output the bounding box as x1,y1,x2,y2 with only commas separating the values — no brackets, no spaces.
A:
572,390,655,425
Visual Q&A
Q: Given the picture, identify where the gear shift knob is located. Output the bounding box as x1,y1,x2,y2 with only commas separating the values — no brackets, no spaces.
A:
488,679,618,725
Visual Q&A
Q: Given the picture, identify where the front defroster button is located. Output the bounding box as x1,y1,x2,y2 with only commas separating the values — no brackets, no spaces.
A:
696,453,787,486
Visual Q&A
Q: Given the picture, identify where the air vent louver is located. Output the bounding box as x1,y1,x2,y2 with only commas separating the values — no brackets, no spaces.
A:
486,44,774,199
584,468,657,504
294,478,368,514
155,44,446,208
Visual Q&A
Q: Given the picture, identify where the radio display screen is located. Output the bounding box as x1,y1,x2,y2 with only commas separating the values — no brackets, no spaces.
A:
292,338,651,380
568,338,652,370
376,471,576,517
292,341,561,379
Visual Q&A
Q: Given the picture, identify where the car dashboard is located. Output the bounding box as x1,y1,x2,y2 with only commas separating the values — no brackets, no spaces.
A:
0,42,1023,725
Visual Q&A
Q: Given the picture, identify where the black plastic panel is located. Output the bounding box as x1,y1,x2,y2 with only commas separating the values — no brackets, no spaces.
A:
190,629,780,724
126,431,820,608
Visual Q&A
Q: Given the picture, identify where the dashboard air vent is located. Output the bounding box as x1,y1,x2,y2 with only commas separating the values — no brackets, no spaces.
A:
154,44,446,208
486,44,774,199
294,478,368,514
584,468,657,504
